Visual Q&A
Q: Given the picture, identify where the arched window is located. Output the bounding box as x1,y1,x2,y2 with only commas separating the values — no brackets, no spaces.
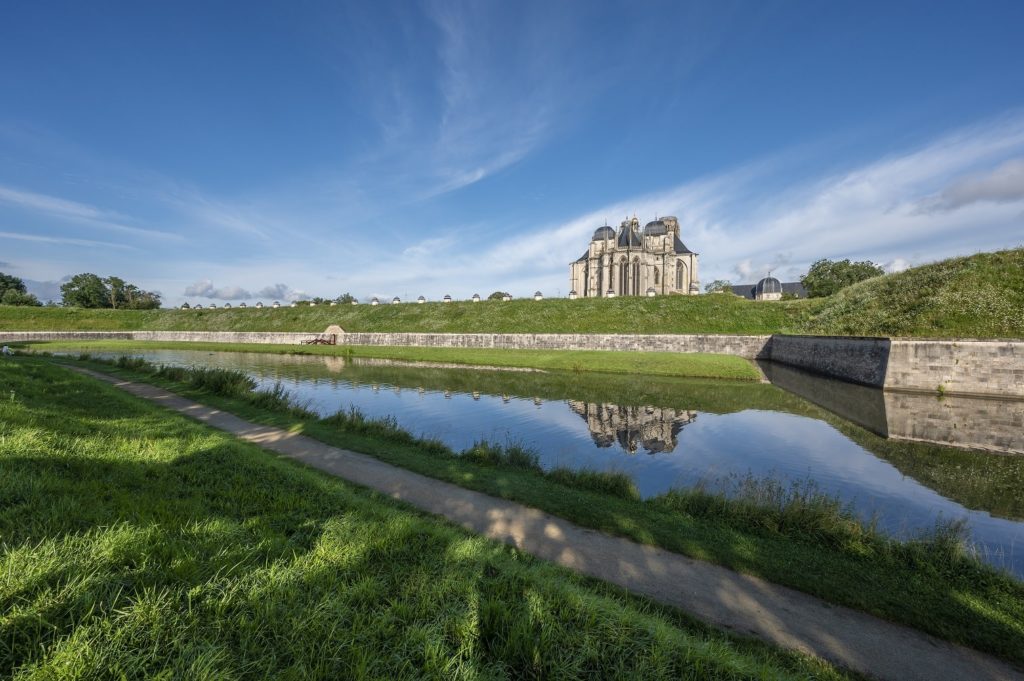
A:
619,257,629,295
582,263,589,297
632,257,640,296
654,267,660,285
596,258,604,296
676,260,686,290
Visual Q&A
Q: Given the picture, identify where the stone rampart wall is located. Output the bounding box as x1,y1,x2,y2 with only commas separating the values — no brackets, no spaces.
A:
337,332,772,359
886,339,1024,397
765,335,891,387
2,330,1021,397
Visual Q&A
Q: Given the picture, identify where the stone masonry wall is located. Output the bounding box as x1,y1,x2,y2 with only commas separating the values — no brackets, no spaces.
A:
766,335,891,387
2,329,1021,397
337,333,772,359
885,339,1024,397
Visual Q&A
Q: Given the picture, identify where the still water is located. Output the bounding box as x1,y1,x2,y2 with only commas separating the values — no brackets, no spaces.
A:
77,348,1024,575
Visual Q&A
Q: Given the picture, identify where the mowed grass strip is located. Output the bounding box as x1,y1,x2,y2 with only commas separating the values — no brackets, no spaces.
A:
0,358,847,680
18,339,763,380
51,355,1024,669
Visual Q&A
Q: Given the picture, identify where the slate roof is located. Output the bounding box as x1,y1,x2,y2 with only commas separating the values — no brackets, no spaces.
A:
617,225,643,248
673,236,695,254
729,281,807,299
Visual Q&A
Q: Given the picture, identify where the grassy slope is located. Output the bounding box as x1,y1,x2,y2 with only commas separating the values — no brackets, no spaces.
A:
49,356,1024,668
801,247,1024,338
2,248,1022,338
0,358,847,680
0,293,808,334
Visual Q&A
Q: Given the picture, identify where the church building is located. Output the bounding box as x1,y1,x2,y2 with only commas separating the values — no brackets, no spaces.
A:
569,216,699,297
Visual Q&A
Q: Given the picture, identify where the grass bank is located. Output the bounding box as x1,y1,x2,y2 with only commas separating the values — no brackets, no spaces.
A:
0,357,851,680
16,339,762,380
48,354,1024,668
3,248,1022,338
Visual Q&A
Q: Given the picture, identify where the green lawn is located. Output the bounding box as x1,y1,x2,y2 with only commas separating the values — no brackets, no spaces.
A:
0,357,849,680
44,354,1024,669
17,339,763,380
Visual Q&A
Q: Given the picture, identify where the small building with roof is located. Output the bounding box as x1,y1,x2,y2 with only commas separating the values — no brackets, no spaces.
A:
730,276,806,301
569,215,699,297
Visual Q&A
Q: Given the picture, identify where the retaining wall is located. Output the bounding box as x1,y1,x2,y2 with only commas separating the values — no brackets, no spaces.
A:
2,330,1021,398
765,335,891,387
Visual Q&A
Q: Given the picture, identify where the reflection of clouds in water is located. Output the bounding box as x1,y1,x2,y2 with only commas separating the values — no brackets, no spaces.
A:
75,348,1024,576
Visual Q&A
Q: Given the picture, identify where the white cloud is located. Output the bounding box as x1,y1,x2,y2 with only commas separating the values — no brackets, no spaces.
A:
884,257,913,273
24,277,69,303
0,230,134,249
183,279,253,300
922,157,1024,212
0,185,180,241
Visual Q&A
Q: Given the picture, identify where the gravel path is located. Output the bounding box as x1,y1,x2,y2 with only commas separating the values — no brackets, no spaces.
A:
75,367,1022,681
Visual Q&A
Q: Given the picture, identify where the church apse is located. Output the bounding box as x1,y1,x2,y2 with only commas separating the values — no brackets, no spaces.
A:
569,215,700,297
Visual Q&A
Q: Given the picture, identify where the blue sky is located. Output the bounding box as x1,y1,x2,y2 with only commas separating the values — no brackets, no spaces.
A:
2,1,1023,305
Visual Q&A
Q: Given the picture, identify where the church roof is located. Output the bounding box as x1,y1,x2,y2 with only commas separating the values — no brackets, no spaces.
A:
730,281,807,299
618,225,642,248
575,251,588,263
592,225,616,240
673,236,695,254
644,220,667,236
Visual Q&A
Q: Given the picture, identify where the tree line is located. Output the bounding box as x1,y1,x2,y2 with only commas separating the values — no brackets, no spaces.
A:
0,272,161,308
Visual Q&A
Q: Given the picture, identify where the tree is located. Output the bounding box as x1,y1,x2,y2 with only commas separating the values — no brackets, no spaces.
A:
61,273,161,308
1,289,41,306
800,259,884,298
0,272,27,296
334,292,355,304
0,272,40,305
61,273,108,308
487,291,510,300
703,279,733,293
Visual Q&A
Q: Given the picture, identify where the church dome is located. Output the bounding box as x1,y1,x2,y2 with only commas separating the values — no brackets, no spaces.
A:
592,225,615,240
644,220,667,236
756,276,782,295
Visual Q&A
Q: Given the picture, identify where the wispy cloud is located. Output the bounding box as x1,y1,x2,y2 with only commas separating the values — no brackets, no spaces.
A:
0,230,134,250
345,112,1024,295
0,185,180,241
181,279,309,302
920,157,1024,212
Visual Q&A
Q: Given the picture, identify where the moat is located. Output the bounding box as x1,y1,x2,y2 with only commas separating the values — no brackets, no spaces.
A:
72,348,1024,576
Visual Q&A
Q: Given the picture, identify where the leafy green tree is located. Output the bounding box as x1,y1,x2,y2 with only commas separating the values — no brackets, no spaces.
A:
61,273,161,308
1,289,41,306
0,272,27,296
800,259,885,298
334,292,355,304
703,279,733,293
487,291,510,300
0,272,40,305
61,273,108,308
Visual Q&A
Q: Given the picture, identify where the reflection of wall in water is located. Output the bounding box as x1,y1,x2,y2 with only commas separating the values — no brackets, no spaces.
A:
567,401,697,454
884,392,1024,455
761,360,1024,455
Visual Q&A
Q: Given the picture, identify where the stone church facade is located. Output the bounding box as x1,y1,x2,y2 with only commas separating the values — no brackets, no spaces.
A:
569,216,699,297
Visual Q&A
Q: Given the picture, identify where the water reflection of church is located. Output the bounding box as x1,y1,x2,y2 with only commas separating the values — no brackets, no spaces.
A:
568,401,697,454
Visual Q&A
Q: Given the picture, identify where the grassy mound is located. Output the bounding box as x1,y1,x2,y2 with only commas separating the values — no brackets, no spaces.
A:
1,248,1021,338
803,248,1024,338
